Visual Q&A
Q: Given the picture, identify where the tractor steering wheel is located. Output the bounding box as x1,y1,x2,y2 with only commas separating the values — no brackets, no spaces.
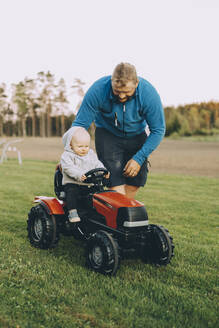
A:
84,168,109,185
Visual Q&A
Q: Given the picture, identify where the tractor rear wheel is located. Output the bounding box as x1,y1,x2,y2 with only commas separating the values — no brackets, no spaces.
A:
86,230,120,275
27,205,59,249
142,224,174,266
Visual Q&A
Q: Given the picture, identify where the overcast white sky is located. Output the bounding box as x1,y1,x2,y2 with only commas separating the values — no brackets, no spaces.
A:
0,0,218,107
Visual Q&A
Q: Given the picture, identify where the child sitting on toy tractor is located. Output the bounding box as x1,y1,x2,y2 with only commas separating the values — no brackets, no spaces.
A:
60,126,110,223
27,128,174,276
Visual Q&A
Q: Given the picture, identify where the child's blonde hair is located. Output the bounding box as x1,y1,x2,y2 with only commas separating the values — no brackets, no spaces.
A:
71,127,90,145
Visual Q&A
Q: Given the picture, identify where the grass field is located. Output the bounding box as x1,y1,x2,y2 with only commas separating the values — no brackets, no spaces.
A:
0,158,218,328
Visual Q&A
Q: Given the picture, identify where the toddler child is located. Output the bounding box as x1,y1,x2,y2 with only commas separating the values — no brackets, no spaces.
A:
61,127,109,222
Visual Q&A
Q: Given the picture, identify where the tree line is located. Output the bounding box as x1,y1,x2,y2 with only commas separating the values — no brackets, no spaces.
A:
165,101,219,136
0,71,84,137
0,71,219,137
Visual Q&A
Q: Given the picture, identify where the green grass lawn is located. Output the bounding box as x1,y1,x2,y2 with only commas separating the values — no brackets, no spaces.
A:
0,160,218,328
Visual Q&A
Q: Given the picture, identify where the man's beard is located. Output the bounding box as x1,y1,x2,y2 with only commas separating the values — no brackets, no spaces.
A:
114,94,133,103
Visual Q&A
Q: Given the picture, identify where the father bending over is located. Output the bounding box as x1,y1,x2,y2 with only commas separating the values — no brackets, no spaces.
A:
71,63,165,199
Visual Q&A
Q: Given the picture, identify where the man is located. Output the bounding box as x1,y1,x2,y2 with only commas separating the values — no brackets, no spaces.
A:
71,63,165,199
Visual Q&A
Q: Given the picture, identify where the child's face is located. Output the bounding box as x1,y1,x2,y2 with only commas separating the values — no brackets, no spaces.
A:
71,137,90,156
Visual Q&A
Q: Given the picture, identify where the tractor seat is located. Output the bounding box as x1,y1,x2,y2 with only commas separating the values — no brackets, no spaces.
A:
54,164,95,201
54,164,66,200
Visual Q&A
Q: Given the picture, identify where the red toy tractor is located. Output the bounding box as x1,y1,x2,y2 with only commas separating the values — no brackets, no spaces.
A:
27,167,174,275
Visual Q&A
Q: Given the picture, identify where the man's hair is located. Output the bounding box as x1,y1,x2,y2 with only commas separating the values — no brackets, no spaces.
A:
112,63,138,87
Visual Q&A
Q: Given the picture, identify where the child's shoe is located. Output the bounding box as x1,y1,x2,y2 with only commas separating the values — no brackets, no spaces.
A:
68,209,81,223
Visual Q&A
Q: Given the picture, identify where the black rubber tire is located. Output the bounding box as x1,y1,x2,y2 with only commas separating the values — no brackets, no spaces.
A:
86,230,120,276
27,205,59,249
142,224,174,266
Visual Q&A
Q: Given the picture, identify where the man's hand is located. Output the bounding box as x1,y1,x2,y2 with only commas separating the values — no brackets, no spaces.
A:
123,159,141,177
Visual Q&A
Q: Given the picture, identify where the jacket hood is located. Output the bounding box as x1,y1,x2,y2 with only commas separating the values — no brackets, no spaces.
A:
62,126,83,151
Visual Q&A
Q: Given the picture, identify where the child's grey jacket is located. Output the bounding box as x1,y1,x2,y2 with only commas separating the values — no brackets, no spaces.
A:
61,127,105,185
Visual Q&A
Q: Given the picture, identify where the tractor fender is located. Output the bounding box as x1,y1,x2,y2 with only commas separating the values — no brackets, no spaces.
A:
34,196,65,215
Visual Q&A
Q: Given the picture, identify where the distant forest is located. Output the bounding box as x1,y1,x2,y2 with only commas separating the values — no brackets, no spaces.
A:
0,71,219,137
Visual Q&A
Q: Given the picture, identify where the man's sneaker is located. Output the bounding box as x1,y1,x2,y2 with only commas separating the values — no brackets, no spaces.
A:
68,209,81,223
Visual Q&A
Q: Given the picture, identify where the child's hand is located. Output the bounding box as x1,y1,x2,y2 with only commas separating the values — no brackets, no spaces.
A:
81,175,86,181
104,172,110,179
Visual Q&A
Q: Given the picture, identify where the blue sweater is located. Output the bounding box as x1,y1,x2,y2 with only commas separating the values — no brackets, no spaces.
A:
72,76,165,165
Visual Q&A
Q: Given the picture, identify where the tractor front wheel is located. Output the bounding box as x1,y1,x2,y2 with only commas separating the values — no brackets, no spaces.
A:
86,230,120,275
142,224,174,266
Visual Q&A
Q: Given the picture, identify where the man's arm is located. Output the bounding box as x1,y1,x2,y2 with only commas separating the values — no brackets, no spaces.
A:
133,89,165,166
124,96,165,177
72,84,100,129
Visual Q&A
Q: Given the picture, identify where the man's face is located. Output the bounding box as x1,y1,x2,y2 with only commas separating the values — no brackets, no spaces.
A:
112,80,138,103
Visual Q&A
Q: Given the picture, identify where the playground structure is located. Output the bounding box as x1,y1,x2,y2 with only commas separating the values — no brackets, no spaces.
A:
0,139,23,165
